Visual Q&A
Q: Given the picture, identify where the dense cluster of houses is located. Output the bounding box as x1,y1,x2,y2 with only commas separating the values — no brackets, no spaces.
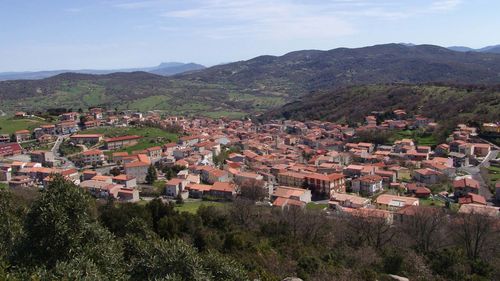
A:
1,109,499,219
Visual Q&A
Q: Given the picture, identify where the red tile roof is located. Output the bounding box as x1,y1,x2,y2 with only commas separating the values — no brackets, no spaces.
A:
105,135,141,142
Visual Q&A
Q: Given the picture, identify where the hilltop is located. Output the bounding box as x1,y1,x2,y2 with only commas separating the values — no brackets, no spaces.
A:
2,44,500,116
177,43,500,94
0,62,206,81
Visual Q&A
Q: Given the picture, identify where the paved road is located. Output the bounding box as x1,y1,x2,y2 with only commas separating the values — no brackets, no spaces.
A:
52,135,64,153
459,150,498,205
53,135,76,169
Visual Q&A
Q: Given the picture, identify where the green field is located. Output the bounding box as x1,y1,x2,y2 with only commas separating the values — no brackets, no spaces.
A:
0,116,50,134
419,197,445,207
174,201,228,214
480,165,500,194
202,111,248,119
83,126,178,153
21,140,54,151
486,165,500,180
306,202,328,211
391,130,438,146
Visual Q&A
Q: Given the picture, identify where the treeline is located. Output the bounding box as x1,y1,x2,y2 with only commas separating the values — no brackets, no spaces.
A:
269,84,500,129
0,176,499,280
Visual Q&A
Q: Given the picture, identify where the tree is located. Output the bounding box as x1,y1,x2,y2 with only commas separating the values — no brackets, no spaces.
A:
109,167,121,177
347,215,396,250
176,193,184,205
14,175,126,279
239,179,267,201
201,250,248,281
0,190,24,258
16,175,95,267
230,198,257,227
163,165,184,180
399,207,447,253
145,164,158,185
123,234,208,281
453,212,497,262
146,198,175,232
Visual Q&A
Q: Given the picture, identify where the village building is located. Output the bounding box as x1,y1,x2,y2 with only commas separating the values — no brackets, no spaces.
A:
15,130,31,142
29,150,55,167
105,135,142,150
453,178,480,197
0,143,22,157
124,160,149,183
351,175,383,196
79,149,105,166
375,194,419,211
70,134,103,145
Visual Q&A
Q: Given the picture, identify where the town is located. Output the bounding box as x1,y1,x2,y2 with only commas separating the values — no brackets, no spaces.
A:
1,108,499,220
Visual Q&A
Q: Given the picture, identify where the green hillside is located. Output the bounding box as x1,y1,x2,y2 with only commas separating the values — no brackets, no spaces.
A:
2,44,500,117
269,84,500,126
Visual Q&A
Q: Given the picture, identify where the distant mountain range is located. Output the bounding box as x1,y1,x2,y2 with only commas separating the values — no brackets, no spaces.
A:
176,43,500,94
447,44,500,54
0,62,205,81
2,43,500,118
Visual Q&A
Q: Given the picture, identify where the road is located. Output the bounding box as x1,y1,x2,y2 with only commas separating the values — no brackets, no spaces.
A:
52,135,64,153
0,110,5,117
459,149,498,205
52,135,76,169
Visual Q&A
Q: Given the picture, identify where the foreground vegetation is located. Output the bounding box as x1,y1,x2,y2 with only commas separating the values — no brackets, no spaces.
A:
174,200,228,214
1,176,499,281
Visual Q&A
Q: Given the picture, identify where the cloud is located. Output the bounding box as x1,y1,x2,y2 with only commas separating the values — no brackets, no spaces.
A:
430,0,462,11
114,0,464,41
113,0,166,9
162,0,357,40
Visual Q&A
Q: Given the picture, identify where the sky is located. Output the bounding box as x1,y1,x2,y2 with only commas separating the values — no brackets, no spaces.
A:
1,0,499,72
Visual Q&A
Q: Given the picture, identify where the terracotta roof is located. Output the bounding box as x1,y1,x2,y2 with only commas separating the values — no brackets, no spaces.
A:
458,193,487,205
330,193,369,205
272,197,305,208
186,183,212,192
355,175,383,183
113,174,135,181
453,178,480,190
211,181,235,193
458,204,499,216
105,135,141,142
166,178,185,185
82,149,103,156
274,186,308,198
71,134,102,138
375,194,419,207
124,161,149,168
118,188,136,195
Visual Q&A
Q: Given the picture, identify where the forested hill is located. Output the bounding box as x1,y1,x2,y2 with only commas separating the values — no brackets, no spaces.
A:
177,43,500,94
268,84,500,126
2,44,500,115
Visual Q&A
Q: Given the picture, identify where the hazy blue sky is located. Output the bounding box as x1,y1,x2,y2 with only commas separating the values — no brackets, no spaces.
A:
1,0,499,71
